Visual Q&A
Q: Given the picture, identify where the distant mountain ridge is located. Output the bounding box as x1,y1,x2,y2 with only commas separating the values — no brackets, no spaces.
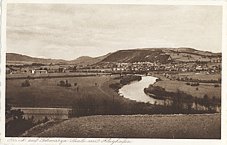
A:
100,48,221,63
6,53,66,64
67,53,111,65
6,52,111,65
7,48,221,65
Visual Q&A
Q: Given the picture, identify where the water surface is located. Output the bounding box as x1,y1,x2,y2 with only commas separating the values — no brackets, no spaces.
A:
119,76,163,104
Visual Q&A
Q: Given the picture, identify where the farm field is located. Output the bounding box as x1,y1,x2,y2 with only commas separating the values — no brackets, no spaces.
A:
29,114,220,139
154,80,221,99
175,72,221,81
6,75,124,107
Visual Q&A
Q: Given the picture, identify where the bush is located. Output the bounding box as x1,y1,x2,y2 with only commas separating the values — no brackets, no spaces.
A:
186,82,190,85
5,108,35,137
156,78,162,82
21,80,30,87
58,80,71,87
58,80,65,86
65,83,71,87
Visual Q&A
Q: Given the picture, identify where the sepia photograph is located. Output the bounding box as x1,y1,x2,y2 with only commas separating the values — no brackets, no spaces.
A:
2,0,225,142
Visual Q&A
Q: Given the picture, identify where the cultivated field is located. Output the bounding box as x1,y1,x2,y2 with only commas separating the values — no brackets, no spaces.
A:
175,72,221,81
28,114,220,139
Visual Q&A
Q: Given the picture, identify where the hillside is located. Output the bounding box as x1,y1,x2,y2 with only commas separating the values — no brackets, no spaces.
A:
6,53,66,65
100,48,221,63
6,53,110,65
23,114,220,139
67,53,111,65
7,48,221,65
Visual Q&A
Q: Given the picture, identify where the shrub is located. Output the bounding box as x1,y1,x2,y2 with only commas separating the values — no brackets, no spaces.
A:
156,78,162,82
5,108,35,137
21,80,30,87
58,80,71,87
65,83,71,87
186,82,190,85
58,80,65,86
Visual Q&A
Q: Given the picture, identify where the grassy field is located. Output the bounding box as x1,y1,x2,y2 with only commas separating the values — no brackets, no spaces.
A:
154,80,221,99
174,72,221,81
6,75,124,107
28,114,220,139
152,72,221,99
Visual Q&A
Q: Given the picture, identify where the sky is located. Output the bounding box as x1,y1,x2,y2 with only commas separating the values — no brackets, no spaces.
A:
7,4,222,60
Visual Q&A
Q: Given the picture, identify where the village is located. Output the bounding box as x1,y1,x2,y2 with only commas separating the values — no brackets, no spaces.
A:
6,56,221,77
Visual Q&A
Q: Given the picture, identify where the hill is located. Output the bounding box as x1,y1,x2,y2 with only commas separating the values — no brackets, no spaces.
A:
100,48,221,63
6,53,111,65
22,114,220,139
6,53,66,65
7,48,221,65
67,53,111,65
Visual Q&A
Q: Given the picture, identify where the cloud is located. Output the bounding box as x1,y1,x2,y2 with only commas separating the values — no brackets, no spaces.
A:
7,4,222,60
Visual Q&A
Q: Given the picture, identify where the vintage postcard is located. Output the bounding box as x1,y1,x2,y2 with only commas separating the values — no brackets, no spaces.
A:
1,0,227,145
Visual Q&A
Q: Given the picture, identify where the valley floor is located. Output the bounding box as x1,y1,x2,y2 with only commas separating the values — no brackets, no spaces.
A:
24,113,221,139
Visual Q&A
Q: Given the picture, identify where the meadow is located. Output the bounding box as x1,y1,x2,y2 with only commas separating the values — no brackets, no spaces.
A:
174,72,221,82
6,75,120,107
7,75,161,116
30,114,221,139
154,80,221,99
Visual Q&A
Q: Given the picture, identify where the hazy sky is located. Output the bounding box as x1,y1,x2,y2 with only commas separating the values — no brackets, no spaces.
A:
7,4,222,60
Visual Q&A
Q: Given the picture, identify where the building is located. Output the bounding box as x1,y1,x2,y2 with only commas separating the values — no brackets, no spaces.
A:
31,70,48,74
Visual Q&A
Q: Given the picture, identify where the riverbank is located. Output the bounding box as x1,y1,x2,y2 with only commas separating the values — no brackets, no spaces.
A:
144,72,221,113
151,72,221,99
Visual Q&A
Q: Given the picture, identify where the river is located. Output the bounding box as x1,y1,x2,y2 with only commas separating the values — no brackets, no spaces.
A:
119,76,164,104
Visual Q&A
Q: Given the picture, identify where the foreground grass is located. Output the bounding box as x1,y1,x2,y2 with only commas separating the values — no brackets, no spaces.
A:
32,114,220,139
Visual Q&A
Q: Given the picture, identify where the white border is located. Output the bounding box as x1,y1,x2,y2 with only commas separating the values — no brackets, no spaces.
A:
1,0,227,145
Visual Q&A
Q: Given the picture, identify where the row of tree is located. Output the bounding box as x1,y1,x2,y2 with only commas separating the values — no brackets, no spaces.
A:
145,86,220,113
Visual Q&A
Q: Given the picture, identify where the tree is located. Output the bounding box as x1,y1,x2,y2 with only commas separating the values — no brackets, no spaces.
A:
6,108,35,137
58,80,65,86
202,94,210,110
184,95,193,113
194,97,198,110
11,109,24,120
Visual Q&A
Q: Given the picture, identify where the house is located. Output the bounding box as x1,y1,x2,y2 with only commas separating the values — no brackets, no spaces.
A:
31,69,48,74
6,66,20,74
195,66,203,71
